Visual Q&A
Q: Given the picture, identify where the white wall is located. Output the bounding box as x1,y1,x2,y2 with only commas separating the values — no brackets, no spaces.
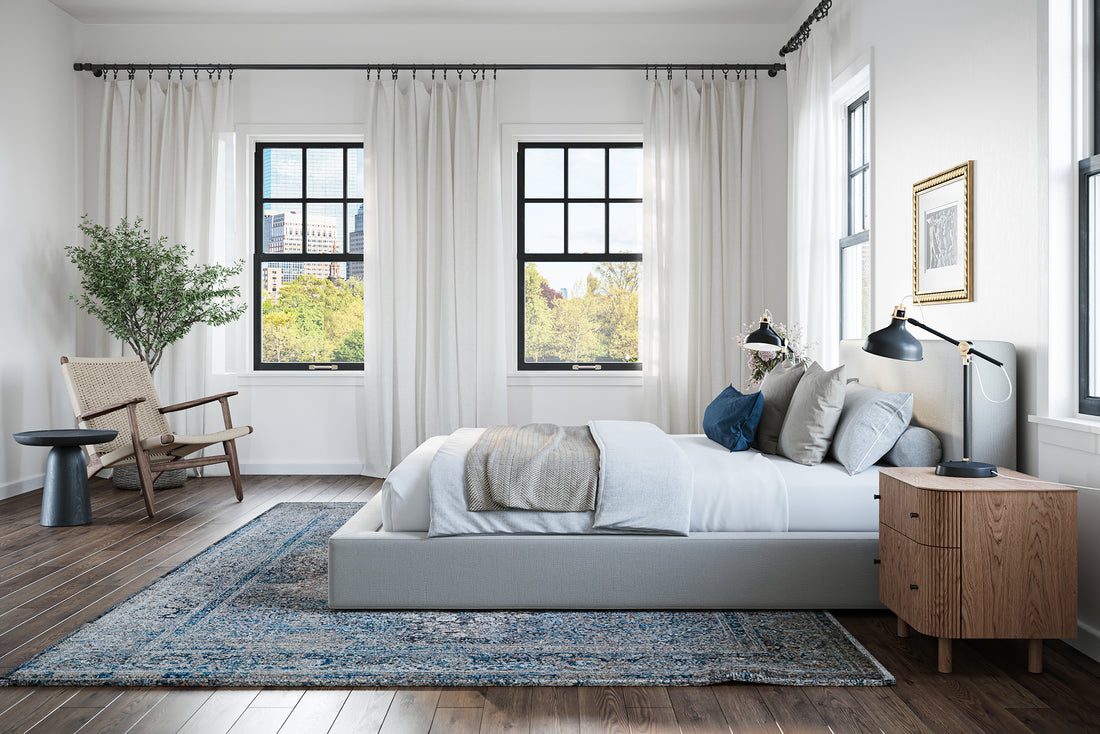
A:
0,0,82,498
74,21,792,475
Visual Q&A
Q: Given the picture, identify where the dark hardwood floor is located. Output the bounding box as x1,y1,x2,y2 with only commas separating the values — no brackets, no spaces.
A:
0,475,1097,733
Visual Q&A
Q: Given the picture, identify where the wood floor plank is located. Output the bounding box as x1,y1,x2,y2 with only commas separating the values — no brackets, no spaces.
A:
175,689,259,734
615,687,670,708
275,689,349,733
72,688,170,734
577,687,629,734
758,686,831,734
480,687,532,734
377,689,441,734
0,687,79,734
125,690,214,734
840,686,935,734
529,687,579,734
801,687,882,734
251,689,305,708
666,686,730,734
709,685,778,732
626,706,680,734
226,706,292,734
429,707,483,734
438,687,486,708
328,689,395,734
25,705,102,733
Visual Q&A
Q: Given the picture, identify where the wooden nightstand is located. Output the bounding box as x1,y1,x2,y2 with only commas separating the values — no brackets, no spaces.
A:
877,467,1077,673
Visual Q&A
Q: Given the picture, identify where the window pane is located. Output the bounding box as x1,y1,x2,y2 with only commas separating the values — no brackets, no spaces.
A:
263,148,301,198
348,203,364,279
850,102,865,170
1091,174,1100,396
524,203,565,253
609,203,642,253
305,203,345,253
347,148,363,199
849,171,865,236
523,261,639,364
307,148,343,198
261,204,303,254
568,203,605,253
569,148,605,198
609,148,643,198
260,262,364,364
840,242,870,340
525,148,564,198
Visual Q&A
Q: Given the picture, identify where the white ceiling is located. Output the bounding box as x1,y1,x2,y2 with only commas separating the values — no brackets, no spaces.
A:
48,0,805,25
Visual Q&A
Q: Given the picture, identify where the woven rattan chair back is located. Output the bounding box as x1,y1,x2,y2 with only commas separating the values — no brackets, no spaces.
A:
60,356,171,457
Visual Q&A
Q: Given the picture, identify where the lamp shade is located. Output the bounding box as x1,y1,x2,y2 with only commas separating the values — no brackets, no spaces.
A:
744,319,784,352
863,315,923,361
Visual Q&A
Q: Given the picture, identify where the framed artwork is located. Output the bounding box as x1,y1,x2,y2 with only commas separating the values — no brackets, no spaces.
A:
912,161,973,304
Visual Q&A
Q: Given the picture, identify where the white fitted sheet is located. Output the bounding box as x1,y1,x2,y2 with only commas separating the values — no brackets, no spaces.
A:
381,432,879,534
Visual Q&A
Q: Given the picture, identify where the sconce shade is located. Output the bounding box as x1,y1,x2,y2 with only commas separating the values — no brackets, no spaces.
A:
863,316,923,362
744,319,784,352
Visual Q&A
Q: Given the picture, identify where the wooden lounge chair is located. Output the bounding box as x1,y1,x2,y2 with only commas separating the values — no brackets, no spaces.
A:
60,355,252,518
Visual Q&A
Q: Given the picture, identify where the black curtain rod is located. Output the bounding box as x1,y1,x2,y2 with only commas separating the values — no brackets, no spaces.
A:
73,62,785,78
779,0,832,57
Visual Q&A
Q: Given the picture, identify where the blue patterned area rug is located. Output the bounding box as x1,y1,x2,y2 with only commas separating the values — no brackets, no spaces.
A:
2,503,893,687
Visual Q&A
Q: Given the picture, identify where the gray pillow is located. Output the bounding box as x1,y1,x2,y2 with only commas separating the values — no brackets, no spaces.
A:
752,360,808,455
829,383,914,475
881,425,943,467
777,362,847,466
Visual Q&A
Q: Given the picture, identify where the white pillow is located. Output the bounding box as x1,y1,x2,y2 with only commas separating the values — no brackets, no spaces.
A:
829,383,913,475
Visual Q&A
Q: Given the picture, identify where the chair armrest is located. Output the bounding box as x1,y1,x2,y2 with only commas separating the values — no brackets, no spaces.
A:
159,391,239,414
80,397,146,421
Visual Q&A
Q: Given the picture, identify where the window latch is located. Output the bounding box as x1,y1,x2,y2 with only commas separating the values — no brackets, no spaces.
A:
308,364,339,371
571,364,603,371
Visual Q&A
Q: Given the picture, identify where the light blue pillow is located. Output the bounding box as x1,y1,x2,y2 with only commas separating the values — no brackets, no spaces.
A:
829,383,913,475
703,385,765,452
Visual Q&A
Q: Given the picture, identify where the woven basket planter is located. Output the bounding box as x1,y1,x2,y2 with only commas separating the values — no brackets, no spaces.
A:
111,465,187,490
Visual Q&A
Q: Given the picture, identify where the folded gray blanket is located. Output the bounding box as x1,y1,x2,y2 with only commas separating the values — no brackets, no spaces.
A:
464,424,599,512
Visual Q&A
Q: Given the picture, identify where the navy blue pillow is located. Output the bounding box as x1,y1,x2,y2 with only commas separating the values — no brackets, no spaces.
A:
703,385,765,452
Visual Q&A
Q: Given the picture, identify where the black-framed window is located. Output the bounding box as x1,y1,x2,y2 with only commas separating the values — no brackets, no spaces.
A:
254,142,364,371
517,142,642,371
1081,2,1100,414
840,92,871,340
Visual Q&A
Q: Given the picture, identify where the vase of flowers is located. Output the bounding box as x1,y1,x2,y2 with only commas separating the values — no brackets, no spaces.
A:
736,319,811,389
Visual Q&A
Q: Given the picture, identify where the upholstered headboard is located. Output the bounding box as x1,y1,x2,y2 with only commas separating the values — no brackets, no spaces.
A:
839,339,1017,470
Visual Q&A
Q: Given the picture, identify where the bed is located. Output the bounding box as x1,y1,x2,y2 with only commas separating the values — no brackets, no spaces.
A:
329,339,1016,609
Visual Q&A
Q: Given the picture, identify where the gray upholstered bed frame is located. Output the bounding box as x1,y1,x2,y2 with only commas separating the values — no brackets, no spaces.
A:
329,339,1016,609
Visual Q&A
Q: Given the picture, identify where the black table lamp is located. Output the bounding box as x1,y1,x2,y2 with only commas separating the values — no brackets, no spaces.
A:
863,304,1005,478
744,311,786,353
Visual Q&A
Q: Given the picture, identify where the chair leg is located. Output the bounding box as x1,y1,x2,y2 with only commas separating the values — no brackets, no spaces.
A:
131,451,157,519
224,439,244,502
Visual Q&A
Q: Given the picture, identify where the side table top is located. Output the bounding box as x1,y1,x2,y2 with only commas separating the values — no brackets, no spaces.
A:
13,429,119,447
878,466,1076,493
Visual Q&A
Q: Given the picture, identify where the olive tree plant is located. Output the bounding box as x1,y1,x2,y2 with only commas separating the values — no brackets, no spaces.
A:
66,216,246,373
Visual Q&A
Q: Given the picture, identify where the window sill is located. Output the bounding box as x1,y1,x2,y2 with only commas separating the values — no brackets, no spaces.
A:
507,372,644,388
235,372,364,387
1029,414,1100,434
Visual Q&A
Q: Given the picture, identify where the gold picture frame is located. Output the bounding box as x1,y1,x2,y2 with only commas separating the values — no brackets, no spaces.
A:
912,161,973,304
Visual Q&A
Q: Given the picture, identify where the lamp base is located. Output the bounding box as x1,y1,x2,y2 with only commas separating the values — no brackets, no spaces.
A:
935,460,997,478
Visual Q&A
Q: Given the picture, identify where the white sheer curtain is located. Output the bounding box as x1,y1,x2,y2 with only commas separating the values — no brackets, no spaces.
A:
786,28,839,367
641,77,764,434
92,77,234,440
361,78,507,477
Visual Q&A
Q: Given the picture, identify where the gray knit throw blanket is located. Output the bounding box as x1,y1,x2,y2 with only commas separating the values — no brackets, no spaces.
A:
464,424,599,512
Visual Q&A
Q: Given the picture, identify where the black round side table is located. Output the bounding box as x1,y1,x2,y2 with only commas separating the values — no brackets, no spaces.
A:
12,429,119,527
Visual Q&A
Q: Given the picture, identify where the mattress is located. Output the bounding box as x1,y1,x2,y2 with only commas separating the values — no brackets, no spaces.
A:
380,432,881,534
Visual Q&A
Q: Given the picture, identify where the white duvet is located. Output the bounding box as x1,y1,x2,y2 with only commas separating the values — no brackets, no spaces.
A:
381,423,791,536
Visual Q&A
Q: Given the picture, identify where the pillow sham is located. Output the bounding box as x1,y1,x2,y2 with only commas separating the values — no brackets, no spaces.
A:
829,383,913,475
881,425,943,467
703,385,765,452
752,360,808,455
776,362,847,466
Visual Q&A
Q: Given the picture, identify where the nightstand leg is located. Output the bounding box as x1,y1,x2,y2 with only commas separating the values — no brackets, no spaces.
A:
938,637,953,673
897,616,909,638
1028,639,1043,673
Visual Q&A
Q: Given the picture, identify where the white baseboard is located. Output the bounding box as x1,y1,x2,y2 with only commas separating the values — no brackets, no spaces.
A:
0,475,44,501
1067,618,1100,663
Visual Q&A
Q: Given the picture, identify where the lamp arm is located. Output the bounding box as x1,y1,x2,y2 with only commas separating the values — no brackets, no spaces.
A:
905,317,1004,368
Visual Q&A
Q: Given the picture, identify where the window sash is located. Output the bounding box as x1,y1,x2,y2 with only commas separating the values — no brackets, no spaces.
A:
1079,156,1100,414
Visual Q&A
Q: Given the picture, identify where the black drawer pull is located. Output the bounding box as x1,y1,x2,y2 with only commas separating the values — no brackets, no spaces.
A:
910,512,919,518
873,558,881,565
874,494,881,500
910,584,919,590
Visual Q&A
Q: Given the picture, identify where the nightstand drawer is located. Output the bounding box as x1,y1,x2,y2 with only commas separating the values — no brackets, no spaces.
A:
879,524,960,637
879,474,960,547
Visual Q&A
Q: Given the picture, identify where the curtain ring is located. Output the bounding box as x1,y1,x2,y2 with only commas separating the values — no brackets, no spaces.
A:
458,68,463,79
148,67,153,79
228,67,234,81
412,66,416,79
391,65,397,80
193,66,199,80
431,66,436,81
112,68,118,81
217,68,222,80
493,66,497,80
753,68,758,80
444,68,448,80
723,65,728,80
666,65,671,80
